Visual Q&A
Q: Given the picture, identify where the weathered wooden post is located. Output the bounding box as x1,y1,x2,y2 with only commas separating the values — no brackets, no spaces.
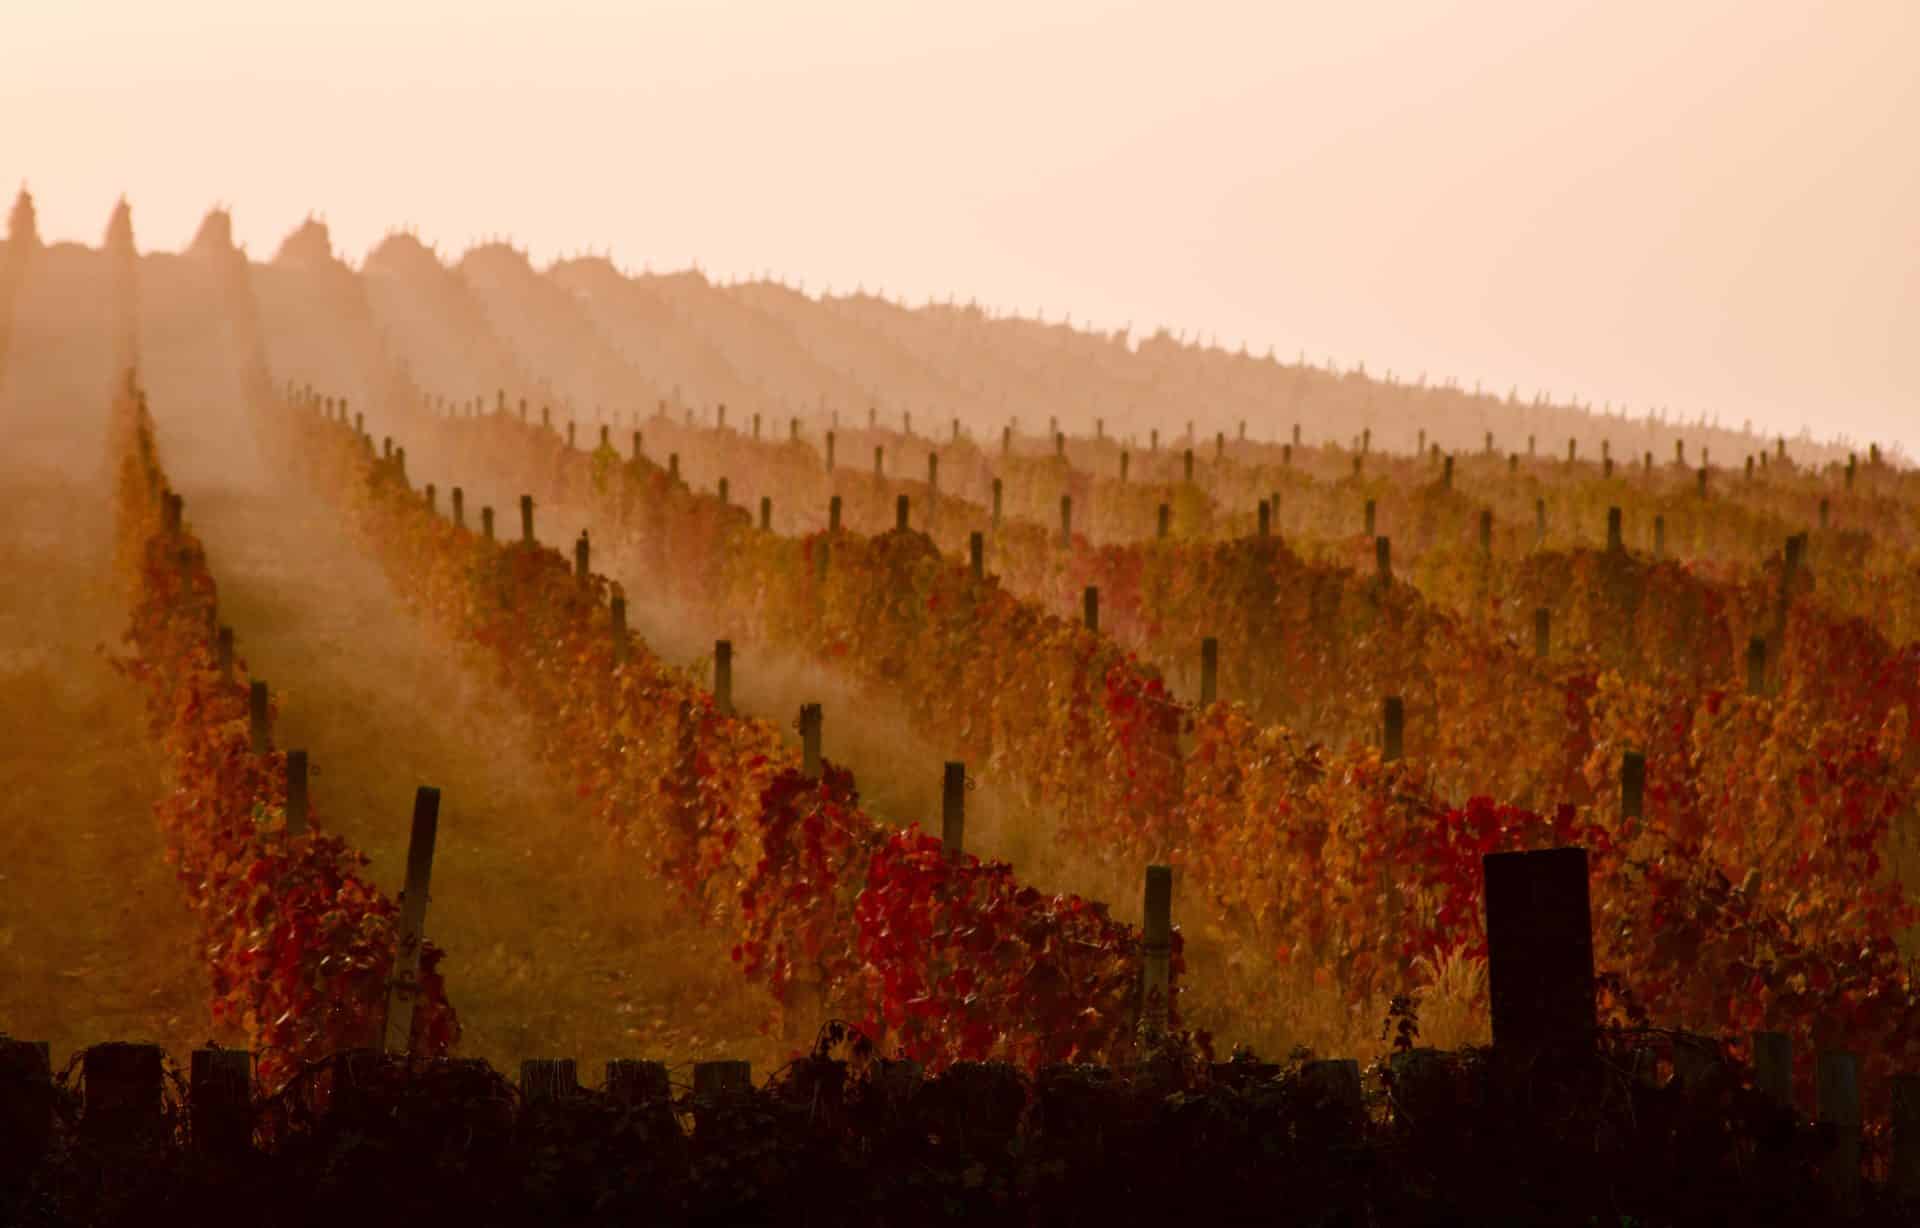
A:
1,1037,53,1180
286,749,309,837
249,681,270,754
1893,1074,1920,1198
1818,1050,1861,1211
1083,586,1099,633
669,454,680,481
1140,864,1173,1035
83,1043,165,1144
829,495,842,533
1567,437,1576,463
1183,449,1194,483
632,430,644,461
217,626,234,682
1747,636,1767,696
1509,454,1518,474
1151,427,1160,453
1257,500,1271,539
1200,637,1219,706
1443,454,1454,489
1383,696,1404,762
1697,467,1708,497
1621,750,1645,822
942,762,965,857
1535,498,1547,547
716,404,727,432
1364,499,1376,538
520,1059,579,1105
610,594,628,663
1056,431,1066,459
575,530,590,580
382,785,441,1053
1292,423,1301,447
1653,516,1666,558
600,423,610,449
714,641,734,717
1485,430,1494,453
1675,438,1685,465
752,413,761,440
874,445,884,479
1284,443,1293,465
927,452,939,500
1418,428,1426,455
1216,430,1226,460
542,406,551,431
425,484,436,514
1059,495,1072,547
826,430,836,471
520,494,535,544
895,494,909,532
969,532,984,579
1479,509,1492,554
1375,536,1392,586
382,436,393,460
1606,507,1623,553
451,486,464,528
1534,608,1550,659
1003,424,1012,456
953,417,961,442
1752,1030,1792,1107
189,1047,253,1157
791,418,800,444
1120,450,1130,482
800,704,822,778
992,479,1003,531
481,507,495,541
759,496,771,532
903,411,911,436
717,478,729,506
1745,456,1754,482
1157,504,1170,540
1483,847,1596,1059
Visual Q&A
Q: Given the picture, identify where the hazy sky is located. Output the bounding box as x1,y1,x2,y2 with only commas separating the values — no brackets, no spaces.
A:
6,1,1916,454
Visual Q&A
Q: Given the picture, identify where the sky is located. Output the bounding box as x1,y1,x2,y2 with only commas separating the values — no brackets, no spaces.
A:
5,0,1916,455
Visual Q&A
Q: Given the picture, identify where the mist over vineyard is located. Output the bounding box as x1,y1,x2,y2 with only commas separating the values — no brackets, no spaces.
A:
4,182,1920,1222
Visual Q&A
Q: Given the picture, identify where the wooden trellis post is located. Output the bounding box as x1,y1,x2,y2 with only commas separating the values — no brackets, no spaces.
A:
520,495,535,544
760,496,771,532
611,595,628,663
1059,495,1072,547
1534,608,1550,659
800,704,822,778
249,681,269,754
1383,696,1404,762
381,786,442,1054
1200,638,1219,706
969,532,984,579
481,507,495,541
1747,637,1767,696
286,750,309,837
1606,507,1623,553
1621,750,1645,822
574,531,590,580
1375,536,1392,586
1083,587,1099,633
714,640,734,716
1482,847,1596,1060
1140,864,1172,1035
1364,499,1376,538
942,762,965,857
189,1047,253,1157
451,487,464,528
1257,500,1271,539
217,626,234,682
1157,504,1170,539
895,494,909,532
1818,1050,1861,1211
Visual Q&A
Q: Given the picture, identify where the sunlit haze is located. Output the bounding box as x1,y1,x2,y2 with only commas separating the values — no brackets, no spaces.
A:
6,0,1917,451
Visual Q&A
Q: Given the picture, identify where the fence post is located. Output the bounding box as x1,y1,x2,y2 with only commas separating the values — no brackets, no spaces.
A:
714,640,734,716
1375,536,1392,586
1534,608,1550,659
1257,500,1271,539
895,494,909,532
760,496,771,532
1059,495,1072,547
520,1059,579,1106
1443,455,1454,489
1654,516,1665,558
575,531,590,581
1003,425,1011,456
1817,1050,1861,1212
800,704,822,778
1621,750,1645,822
969,532,984,579
1183,449,1194,483
249,681,270,754
1568,437,1576,463
1383,696,1404,761
286,749,309,837
425,483,436,514
1752,1031,1792,1107
633,430,643,461
1819,498,1830,530
520,495,535,544
611,594,628,663
1893,1074,1920,1199
1364,499,1376,538
1,1038,53,1179
1479,509,1492,554
1607,507,1623,553
942,762,965,857
189,1047,253,1157
874,445,884,479
1200,637,1219,706
1697,467,1708,497
1157,504,1170,540
1056,431,1066,459
791,418,800,444
1120,450,1130,482
992,479,1003,531
1140,865,1173,1035
1535,498,1547,547
481,507,495,541
382,786,442,1053
1482,847,1596,1059
826,431,835,471
828,495,841,533
669,454,680,481
752,413,760,440
217,626,234,682
1747,637,1767,696
451,487,464,528
1083,587,1099,633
